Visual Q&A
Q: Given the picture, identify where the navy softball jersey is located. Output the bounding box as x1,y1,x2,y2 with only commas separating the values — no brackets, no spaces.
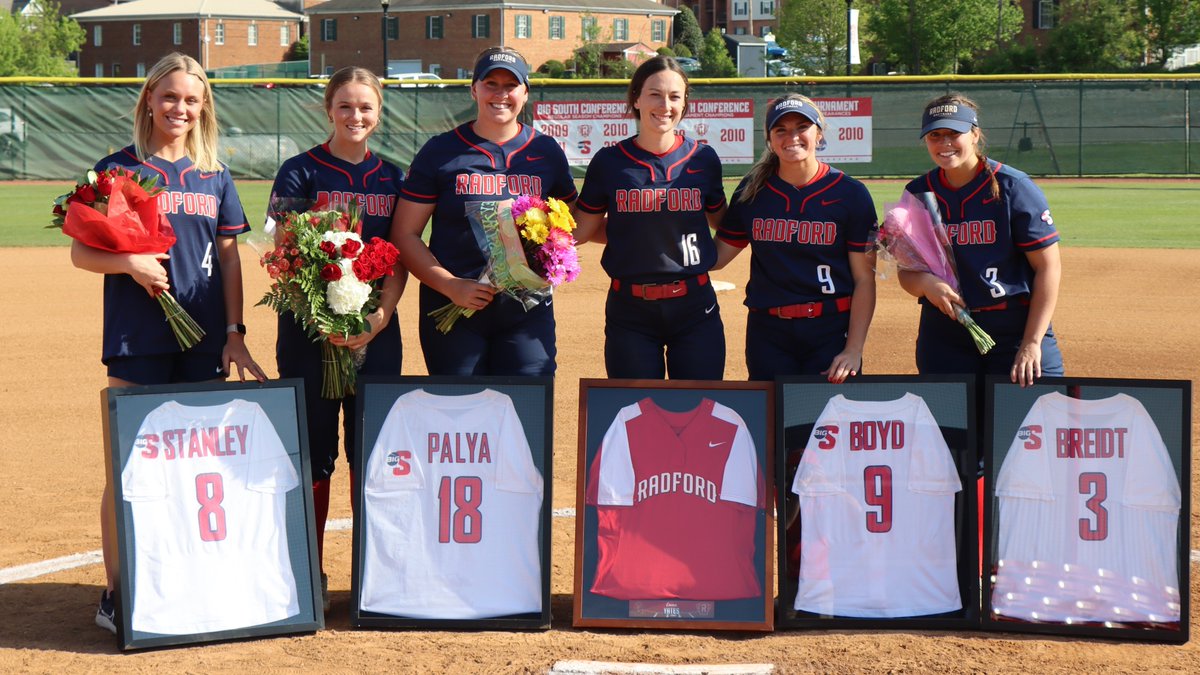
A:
905,159,1058,310
402,123,577,279
95,146,248,363
269,145,404,478
577,135,726,283
718,163,876,309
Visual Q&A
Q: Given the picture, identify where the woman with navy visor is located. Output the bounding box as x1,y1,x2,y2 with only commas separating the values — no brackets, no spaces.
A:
391,47,576,376
899,93,1064,386
714,94,878,383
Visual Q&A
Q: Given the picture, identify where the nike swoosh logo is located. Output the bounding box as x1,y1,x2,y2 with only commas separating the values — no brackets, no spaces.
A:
821,199,840,206
705,303,717,314
708,441,726,447
686,168,703,174
527,155,544,161
671,287,684,294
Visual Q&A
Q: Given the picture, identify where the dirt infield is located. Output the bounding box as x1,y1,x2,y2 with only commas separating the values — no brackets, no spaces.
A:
0,245,1196,673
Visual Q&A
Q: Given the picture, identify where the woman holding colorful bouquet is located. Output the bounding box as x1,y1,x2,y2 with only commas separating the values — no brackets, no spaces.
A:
68,53,265,633
713,95,878,383
391,47,576,376
573,56,728,380
268,66,406,604
899,93,1063,386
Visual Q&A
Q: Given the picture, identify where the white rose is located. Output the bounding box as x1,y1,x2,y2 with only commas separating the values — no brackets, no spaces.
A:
326,259,372,314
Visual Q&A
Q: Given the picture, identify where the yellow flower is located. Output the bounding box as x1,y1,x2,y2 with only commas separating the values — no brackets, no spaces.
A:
518,207,548,227
521,221,550,244
547,198,576,232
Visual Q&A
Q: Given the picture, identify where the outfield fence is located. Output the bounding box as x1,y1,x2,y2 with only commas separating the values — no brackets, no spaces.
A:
0,74,1197,180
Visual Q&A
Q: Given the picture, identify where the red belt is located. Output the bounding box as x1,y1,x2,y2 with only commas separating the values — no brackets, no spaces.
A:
972,296,1030,313
612,274,709,300
759,296,852,319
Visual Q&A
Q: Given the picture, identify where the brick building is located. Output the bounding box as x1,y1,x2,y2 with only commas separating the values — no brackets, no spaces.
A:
71,0,304,77
306,0,677,78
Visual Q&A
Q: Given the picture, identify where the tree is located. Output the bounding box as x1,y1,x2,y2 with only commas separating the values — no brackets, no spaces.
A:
775,0,851,76
574,13,605,78
698,29,738,77
674,6,704,58
1043,0,1142,71
1135,0,1200,66
0,2,85,77
287,34,309,62
866,0,1023,74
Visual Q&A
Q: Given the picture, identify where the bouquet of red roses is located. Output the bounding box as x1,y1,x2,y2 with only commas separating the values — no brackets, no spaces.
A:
50,167,205,349
257,199,400,398
877,190,995,354
429,195,581,333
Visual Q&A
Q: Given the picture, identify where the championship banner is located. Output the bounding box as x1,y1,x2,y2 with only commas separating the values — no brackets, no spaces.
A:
814,97,873,163
532,99,755,166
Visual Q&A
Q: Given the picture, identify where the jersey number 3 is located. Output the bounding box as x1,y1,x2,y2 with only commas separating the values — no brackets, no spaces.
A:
1078,472,1109,541
438,476,483,544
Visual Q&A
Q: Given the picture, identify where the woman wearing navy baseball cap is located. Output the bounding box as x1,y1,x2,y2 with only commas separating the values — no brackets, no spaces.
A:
391,47,576,376
573,55,728,380
713,94,878,383
899,93,1064,385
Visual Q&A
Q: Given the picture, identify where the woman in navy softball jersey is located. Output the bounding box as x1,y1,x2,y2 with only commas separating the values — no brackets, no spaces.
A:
391,48,576,376
715,95,878,383
900,93,1064,386
71,53,266,633
269,67,406,603
574,56,728,380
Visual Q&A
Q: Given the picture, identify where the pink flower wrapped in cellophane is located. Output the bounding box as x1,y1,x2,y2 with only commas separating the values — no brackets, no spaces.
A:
877,190,995,355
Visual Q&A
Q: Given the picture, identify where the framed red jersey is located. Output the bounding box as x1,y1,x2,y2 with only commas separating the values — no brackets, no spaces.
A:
983,376,1191,643
573,379,773,631
105,380,323,651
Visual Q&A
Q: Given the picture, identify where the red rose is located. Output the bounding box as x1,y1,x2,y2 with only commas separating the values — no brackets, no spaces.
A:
334,214,351,232
52,203,66,217
94,172,114,196
266,263,280,279
341,238,363,258
320,263,342,281
319,241,338,256
75,184,97,203
293,258,304,269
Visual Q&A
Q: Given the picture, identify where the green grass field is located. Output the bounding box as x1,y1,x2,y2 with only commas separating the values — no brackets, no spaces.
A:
8,179,1198,248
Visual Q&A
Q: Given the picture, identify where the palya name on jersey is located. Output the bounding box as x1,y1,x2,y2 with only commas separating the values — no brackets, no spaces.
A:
813,420,906,452
384,431,494,476
1017,424,1130,459
134,425,249,460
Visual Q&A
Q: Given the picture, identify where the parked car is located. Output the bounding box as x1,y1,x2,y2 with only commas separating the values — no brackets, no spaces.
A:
674,57,701,74
390,72,445,88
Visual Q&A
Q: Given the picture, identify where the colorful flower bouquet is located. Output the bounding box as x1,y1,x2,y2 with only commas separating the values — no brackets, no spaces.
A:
50,167,205,349
257,200,400,398
878,190,996,355
428,195,581,333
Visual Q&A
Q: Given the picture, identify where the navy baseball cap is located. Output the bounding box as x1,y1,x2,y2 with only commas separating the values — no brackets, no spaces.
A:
920,102,978,137
473,51,529,85
765,98,824,131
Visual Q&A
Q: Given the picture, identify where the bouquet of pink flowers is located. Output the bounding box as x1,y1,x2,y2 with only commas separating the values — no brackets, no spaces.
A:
877,191,995,354
50,167,205,350
429,195,581,333
257,200,400,398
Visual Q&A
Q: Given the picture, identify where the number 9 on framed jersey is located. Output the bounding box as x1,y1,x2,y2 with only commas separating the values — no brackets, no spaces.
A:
106,380,323,651
350,377,553,630
983,376,1191,643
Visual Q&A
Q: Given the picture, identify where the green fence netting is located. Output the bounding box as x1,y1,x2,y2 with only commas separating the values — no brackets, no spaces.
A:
0,76,1196,180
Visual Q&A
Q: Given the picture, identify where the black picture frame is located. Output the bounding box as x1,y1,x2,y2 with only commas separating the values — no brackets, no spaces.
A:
573,379,774,632
349,376,553,630
982,376,1191,643
775,376,980,631
105,379,323,651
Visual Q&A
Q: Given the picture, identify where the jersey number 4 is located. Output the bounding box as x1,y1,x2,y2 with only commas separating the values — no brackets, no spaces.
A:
195,472,227,542
438,476,483,544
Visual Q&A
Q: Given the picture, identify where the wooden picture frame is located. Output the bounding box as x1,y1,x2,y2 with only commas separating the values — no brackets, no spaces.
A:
349,377,553,630
105,380,323,651
775,376,980,631
982,376,1191,643
573,379,774,632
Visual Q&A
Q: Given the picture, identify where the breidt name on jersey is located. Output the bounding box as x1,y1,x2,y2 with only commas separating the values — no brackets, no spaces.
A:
814,420,906,451
134,425,249,459
385,431,495,476
1017,424,1129,459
